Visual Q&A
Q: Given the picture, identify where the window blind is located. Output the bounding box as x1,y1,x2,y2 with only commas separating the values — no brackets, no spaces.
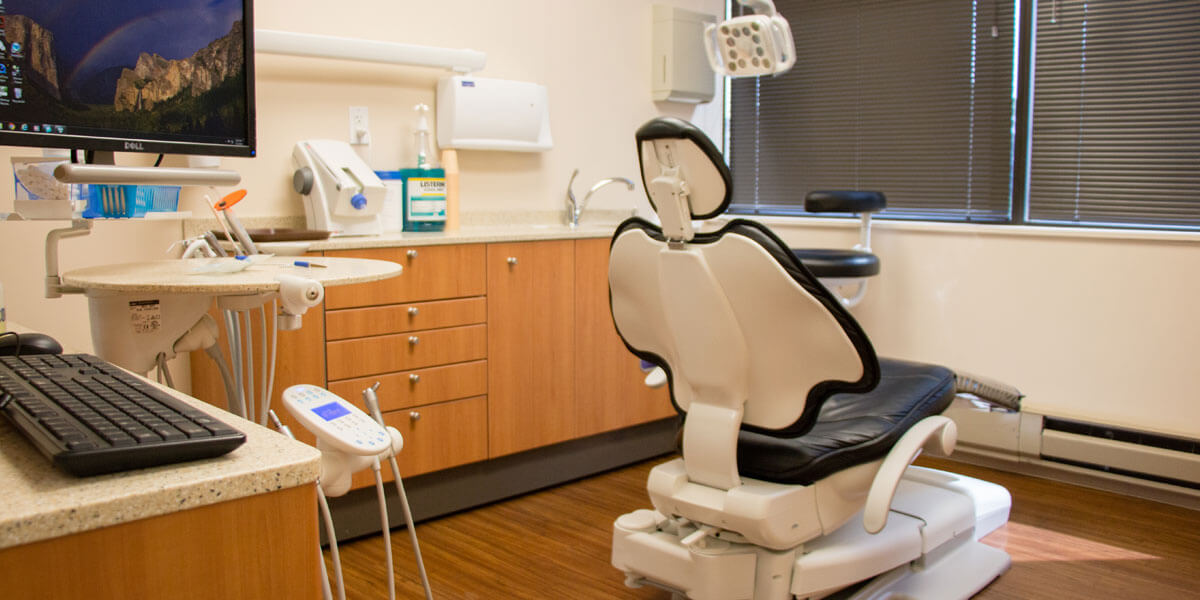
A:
1027,0,1200,229
728,0,1016,222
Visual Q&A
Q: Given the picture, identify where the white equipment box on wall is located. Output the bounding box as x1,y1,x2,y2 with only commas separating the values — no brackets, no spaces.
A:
436,76,553,152
651,4,717,103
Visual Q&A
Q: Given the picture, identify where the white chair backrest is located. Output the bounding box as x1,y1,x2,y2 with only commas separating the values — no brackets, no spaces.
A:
610,222,870,431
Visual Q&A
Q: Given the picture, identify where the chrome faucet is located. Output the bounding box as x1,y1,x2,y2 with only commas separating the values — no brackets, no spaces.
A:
566,169,635,228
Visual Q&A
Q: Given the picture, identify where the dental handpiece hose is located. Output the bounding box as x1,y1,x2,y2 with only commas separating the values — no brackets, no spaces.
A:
364,383,434,600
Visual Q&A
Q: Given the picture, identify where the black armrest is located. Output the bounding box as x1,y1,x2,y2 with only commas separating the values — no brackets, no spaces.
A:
804,191,887,214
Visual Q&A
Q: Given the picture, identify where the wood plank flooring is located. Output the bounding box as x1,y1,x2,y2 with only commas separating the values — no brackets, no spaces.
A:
329,456,1200,599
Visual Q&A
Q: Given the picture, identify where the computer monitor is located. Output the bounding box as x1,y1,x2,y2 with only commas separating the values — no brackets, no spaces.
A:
0,0,255,159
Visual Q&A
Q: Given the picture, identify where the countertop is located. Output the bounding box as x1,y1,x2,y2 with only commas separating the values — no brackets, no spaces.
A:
308,221,624,251
182,210,639,254
60,255,402,294
0,376,321,550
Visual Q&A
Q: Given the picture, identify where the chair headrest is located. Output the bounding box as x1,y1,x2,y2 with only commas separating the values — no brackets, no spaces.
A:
636,118,732,241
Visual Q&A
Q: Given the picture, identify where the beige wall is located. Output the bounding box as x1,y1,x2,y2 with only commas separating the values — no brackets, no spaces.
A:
195,0,725,220
764,218,1200,440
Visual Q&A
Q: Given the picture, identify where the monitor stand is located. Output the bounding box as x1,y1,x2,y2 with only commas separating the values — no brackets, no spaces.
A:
53,151,241,187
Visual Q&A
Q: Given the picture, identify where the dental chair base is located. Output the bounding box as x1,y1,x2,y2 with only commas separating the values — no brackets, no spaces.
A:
613,465,1010,600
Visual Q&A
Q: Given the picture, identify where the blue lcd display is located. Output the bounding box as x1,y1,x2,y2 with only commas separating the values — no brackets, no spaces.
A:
312,401,351,422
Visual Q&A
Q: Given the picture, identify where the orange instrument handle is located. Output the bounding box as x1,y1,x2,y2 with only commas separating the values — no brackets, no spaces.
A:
214,189,248,211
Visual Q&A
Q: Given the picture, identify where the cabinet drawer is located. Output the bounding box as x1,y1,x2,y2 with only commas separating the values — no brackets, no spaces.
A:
350,396,488,487
327,360,487,411
326,324,487,381
326,297,486,340
324,244,485,309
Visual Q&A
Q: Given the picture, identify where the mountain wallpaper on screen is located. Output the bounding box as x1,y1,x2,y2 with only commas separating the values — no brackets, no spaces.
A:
0,0,246,140
113,19,244,112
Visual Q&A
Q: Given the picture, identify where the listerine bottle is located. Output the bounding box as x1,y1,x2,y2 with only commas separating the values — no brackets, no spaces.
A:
401,103,446,232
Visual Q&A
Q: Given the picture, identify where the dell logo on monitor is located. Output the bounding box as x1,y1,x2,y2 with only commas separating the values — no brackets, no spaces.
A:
124,141,145,151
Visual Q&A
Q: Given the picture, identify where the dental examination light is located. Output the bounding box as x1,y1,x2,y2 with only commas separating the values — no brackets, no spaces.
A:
704,0,796,77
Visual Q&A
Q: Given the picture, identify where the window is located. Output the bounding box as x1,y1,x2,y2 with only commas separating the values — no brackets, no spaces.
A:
728,0,1200,231
728,0,1017,222
1026,0,1200,229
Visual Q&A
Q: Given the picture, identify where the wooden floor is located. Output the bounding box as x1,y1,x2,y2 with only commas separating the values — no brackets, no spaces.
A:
329,456,1200,599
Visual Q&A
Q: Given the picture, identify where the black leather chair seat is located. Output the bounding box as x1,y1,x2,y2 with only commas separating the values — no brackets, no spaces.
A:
791,248,881,279
736,359,956,485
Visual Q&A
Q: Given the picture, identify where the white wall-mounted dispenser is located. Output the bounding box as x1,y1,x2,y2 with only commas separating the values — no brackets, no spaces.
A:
651,4,717,103
436,76,553,152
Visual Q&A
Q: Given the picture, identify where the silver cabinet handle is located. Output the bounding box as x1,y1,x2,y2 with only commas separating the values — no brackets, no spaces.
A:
408,336,419,345
507,257,518,266
410,411,421,421
408,306,419,317
409,373,420,383
407,249,418,259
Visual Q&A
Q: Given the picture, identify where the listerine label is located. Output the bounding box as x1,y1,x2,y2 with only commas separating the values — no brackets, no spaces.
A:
407,177,446,221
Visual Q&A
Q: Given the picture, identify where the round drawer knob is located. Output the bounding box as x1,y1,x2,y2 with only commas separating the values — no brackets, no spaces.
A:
507,257,518,266
407,249,418,259
409,373,420,384
408,336,419,345
410,411,421,421
407,307,419,317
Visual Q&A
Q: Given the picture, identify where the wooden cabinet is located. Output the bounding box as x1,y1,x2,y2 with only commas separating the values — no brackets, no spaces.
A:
574,238,674,438
326,244,489,487
188,237,673,492
486,240,576,457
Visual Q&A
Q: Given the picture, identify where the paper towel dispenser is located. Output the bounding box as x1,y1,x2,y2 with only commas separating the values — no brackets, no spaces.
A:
436,76,553,152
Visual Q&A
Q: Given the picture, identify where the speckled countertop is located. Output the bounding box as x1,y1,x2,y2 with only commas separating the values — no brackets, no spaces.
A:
0,384,321,549
181,209,639,254
61,255,402,294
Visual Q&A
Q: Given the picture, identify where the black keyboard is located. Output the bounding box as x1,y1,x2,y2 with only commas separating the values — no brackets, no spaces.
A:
0,353,246,476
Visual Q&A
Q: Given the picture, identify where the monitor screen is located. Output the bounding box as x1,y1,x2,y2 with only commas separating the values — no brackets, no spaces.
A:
0,0,255,158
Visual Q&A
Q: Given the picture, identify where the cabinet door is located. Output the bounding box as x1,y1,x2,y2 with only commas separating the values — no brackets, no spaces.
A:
349,396,489,488
486,240,576,457
326,324,487,381
574,238,674,437
323,244,485,309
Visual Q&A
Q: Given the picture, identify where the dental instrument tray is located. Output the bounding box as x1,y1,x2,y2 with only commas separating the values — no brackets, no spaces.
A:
0,353,246,476
209,228,333,242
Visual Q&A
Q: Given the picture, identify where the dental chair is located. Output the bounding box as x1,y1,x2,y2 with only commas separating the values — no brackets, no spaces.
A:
790,191,886,308
609,118,1011,600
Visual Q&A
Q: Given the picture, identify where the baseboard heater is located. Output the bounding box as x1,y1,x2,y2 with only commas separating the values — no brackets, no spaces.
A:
943,399,1200,496
1038,418,1200,490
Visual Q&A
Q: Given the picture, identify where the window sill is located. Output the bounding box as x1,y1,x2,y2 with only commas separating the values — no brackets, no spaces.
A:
724,215,1200,244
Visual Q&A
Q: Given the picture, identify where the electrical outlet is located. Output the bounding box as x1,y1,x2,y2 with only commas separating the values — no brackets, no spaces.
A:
349,106,370,145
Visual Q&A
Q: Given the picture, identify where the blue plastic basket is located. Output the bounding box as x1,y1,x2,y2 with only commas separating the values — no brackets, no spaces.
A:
83,184,181,218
